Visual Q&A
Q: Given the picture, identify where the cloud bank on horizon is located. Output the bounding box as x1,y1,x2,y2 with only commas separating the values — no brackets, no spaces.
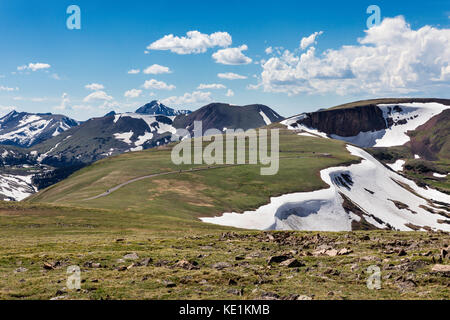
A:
255,16,450,96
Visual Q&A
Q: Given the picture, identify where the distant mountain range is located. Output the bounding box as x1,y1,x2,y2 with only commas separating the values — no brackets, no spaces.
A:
0,111,79,147
1,98,448,202
23,101,282,167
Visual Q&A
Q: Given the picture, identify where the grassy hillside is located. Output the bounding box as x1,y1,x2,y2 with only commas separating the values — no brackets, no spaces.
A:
28,127,358,221
407,109,450,162
1,201,448,300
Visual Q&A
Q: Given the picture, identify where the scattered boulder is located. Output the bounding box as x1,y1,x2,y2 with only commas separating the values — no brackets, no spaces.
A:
396,277,417,291
431,264,450,274
140,258,153,267
325,249,338,257
279,258,305,268
212,262,231,270
260,292,280,300
123,253,139,260
324,268,340,276
84,261,101,268
338,248,353,255
245,252,262,259
14,267,28,273
267,255,290,264
266,234,275,241
162,280,176,288
174,260,199,270
154,260,170,267
297,295,313,300
313,248,351,257
43,262,54,270
395,260,428,272
227,288,243,296
441,248,448,260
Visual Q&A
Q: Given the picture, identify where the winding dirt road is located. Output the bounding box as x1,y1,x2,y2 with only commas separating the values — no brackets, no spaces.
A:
83,164,239,201
83,155,308,201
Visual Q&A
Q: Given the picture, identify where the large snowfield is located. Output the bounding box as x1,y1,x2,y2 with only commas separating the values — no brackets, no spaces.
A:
201,145,450,232
282,103,449,148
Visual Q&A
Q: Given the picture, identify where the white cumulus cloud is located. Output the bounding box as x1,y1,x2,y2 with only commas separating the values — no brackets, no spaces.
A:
212,45,252,65
162,91,212,106
197,83,226,89
226,89,234,97
217,72,247,80
147,30,232,54
300,31,323,50
85,83,105,91
17,63,51,72
0,86,18,92
124,89,142,98
143,64,172,74
83,91,113,102
128,69,140,74
142,79,175,90
54,93,70,111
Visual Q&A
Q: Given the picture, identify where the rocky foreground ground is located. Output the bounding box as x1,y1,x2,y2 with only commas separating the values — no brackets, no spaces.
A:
3,230,449,300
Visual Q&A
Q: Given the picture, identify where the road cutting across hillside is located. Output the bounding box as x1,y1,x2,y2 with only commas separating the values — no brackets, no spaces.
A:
83,155,309,201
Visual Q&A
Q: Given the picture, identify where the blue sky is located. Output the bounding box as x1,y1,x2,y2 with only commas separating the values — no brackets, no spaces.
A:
0,0,449,120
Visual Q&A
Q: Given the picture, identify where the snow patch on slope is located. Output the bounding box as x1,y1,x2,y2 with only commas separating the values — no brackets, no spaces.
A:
281,115,329,138
114,113,177,135
433,172,447,178
259,111,272,125
0,174,35,201
0,119,51,146
387,159,405,172
201,145,450,232
135,132,153,146
35,135,71,163
298,132,317,138
113,131,134,144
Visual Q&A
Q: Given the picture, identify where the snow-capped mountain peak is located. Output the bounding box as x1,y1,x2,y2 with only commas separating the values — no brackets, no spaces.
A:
0,111,79,147
135,100,191,116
